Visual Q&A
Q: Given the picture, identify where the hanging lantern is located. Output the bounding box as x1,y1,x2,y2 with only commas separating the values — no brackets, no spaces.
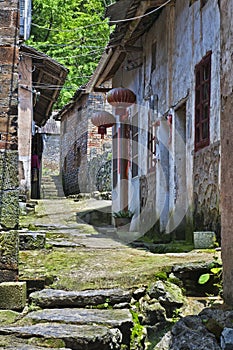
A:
91,111,115,139
107,87,136,118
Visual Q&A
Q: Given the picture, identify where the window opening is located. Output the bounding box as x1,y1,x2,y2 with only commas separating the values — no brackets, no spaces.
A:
195,51,211,151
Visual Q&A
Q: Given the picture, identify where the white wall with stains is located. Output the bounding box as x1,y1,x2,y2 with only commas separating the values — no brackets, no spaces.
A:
112,0,221,239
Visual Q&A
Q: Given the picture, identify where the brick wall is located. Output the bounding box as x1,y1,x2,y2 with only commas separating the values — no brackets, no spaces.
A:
0,0,20,281
60,92,112,195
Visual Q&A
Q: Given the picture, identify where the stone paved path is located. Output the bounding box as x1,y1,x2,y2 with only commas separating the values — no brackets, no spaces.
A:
0,193,220,349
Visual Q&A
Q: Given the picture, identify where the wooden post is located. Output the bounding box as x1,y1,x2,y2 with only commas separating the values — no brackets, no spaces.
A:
220,0,233,304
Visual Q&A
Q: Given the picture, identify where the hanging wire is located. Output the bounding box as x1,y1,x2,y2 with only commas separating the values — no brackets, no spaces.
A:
31,0,171,32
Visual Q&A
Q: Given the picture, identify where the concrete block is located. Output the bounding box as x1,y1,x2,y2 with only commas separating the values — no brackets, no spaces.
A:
193,231,216,249
0,282,27,310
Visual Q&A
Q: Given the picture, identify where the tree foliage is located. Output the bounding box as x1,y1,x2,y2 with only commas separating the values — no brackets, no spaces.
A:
27,0,111,107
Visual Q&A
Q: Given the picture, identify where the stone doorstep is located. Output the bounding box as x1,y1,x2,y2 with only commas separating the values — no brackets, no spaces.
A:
29,288,133,308
0,323,122,350
0,282,27,310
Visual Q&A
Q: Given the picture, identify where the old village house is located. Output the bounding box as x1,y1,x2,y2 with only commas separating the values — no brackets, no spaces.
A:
55,87,113,197
85,0,221,244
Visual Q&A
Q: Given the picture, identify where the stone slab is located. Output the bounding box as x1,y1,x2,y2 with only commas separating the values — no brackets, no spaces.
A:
29,288,132,308
0,323,122,350
26,307,132,325
19,232,46,250
0,282,26,310
26,308,133,345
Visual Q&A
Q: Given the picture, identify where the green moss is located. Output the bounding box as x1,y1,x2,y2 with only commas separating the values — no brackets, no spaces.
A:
28,337,66,348
0,310,20,326
154,271,168,280
19,248,86,290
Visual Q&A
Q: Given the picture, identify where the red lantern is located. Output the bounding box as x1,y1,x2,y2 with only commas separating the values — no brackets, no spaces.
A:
91,111,115,139
107,87,136,118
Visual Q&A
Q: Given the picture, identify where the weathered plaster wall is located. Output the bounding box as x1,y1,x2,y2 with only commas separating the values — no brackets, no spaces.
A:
18,55,33,197
41,118,61,175
0,0,20,280
112,0,220,238
193,141,221,240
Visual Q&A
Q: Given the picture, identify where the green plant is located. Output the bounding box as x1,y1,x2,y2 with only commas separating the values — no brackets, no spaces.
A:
130,310,145,349
198,255,222,296
113,210,134,218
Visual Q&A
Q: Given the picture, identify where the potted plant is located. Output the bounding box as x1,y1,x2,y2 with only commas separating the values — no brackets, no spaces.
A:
113,210,134,230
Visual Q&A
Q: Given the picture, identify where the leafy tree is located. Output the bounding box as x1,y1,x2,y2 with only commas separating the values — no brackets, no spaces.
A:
27,0,111,107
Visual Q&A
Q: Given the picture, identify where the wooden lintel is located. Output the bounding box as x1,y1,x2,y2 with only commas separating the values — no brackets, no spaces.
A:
120,45,143,52
93,87,112,93
40,93,57,103
148,0,171,8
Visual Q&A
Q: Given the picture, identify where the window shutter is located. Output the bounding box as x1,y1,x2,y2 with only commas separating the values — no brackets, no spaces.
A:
19,0,32,40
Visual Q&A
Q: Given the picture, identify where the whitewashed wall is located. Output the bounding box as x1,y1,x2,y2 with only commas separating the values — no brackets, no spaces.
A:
111,0,221,239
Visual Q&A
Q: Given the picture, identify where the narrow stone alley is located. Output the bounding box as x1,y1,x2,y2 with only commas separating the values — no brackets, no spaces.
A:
0,175,225,349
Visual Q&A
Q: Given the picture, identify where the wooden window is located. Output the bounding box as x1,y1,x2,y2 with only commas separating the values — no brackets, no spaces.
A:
131,113,139,178
148,116,157,172
195,52,211,151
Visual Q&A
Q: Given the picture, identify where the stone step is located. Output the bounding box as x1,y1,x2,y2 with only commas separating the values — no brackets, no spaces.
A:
41,182,60,187
41,174,65,199
0,323,122,350
0,334,71,349
25,308,133,345
41,186,65,199
29,288,132,308
42,189,60,194
19,232,46,250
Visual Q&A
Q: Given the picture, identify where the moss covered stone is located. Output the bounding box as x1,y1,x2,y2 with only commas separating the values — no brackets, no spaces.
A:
0,281,26,310
0,230,19,269
0,151,18,190
0,190,19,229
0,310,20,325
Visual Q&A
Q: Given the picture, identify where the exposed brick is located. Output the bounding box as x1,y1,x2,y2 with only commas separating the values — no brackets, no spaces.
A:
0,116,17,133
0,1,20,282
12,9,19,27
0,46,19,65
60,92,112,195
0,10,11,27
0,1,19,11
